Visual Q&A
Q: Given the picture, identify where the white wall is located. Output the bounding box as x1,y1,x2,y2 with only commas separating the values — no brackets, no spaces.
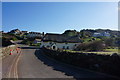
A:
40,41,80,50
40,42,50,48
56,43,80,50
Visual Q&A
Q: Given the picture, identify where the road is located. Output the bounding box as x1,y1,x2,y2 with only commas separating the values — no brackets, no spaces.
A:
2,43,120,80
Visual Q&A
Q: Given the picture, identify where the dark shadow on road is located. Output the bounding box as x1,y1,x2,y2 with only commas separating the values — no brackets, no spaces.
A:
34,49,119,80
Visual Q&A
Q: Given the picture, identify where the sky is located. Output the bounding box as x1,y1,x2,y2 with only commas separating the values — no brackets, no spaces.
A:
2,2,118,33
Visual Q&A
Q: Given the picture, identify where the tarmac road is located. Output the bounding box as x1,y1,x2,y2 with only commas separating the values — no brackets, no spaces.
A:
2,45,73,79
2,44,120,80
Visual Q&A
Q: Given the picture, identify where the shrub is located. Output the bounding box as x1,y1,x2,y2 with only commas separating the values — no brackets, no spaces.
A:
75,40,104,51
10,37,18,41
2,37,13,47
21,39,33,45
103,38,115,47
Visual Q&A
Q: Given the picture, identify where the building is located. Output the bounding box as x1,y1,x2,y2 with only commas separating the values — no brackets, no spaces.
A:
9,29,21,34
0,31,3,38
40,33,81,50
27,32,43,38
103,32,110,37
93,32,110,37
0,31,4,33
21,31,28,34
33,39,41,44
40,41,80,50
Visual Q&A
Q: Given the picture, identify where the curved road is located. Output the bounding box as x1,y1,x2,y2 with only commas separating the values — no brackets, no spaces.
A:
2,44,120,80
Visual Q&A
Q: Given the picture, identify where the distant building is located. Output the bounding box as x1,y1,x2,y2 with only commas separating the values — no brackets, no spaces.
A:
103,32,110,37
93,32,110,37
33,39,41,44
21,31,28,34
27,32,43,38
0,31,3,37
40,33,81,50
9,29,21,34
0,31,4,33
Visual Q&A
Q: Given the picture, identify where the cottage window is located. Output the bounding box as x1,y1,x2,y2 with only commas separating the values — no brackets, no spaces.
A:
66,46,69,49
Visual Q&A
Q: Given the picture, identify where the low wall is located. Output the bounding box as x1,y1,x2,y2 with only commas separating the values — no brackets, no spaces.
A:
0,45,18,58
41,47,120,77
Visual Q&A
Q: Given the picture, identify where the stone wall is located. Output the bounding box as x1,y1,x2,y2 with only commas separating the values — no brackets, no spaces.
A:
41,47,120,77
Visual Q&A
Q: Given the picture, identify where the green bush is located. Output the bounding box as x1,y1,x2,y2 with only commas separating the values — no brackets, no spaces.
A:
10,37,18,41
31,43,41,46
103,38,115,47
21,39,33,45
75,40,104,51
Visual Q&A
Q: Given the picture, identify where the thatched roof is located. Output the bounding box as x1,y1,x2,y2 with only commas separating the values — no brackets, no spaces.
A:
43,33,81,43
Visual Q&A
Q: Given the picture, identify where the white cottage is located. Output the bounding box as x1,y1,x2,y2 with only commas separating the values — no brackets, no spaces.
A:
40,41,81,50
40,33,81,50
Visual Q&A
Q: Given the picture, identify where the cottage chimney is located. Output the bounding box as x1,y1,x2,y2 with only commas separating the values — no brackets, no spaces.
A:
42,32,45,36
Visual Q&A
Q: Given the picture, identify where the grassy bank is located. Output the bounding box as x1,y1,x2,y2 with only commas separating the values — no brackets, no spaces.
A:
63,48,119,55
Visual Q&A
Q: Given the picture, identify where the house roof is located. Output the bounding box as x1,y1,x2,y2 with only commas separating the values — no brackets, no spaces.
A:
67,36,81,43
29,32,41,34
43,33,81,43
22,31,28,33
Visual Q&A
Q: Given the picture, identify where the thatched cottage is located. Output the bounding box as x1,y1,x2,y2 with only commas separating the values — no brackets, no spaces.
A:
40,33,81,50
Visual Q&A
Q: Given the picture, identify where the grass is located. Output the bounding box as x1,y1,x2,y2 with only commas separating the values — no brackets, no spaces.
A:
83,37,101,43
31,43,41,47
105,48,118,52
84,51,117,55
63,48,120,55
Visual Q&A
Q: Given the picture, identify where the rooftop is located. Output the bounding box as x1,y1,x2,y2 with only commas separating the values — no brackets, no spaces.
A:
43,33,81,43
